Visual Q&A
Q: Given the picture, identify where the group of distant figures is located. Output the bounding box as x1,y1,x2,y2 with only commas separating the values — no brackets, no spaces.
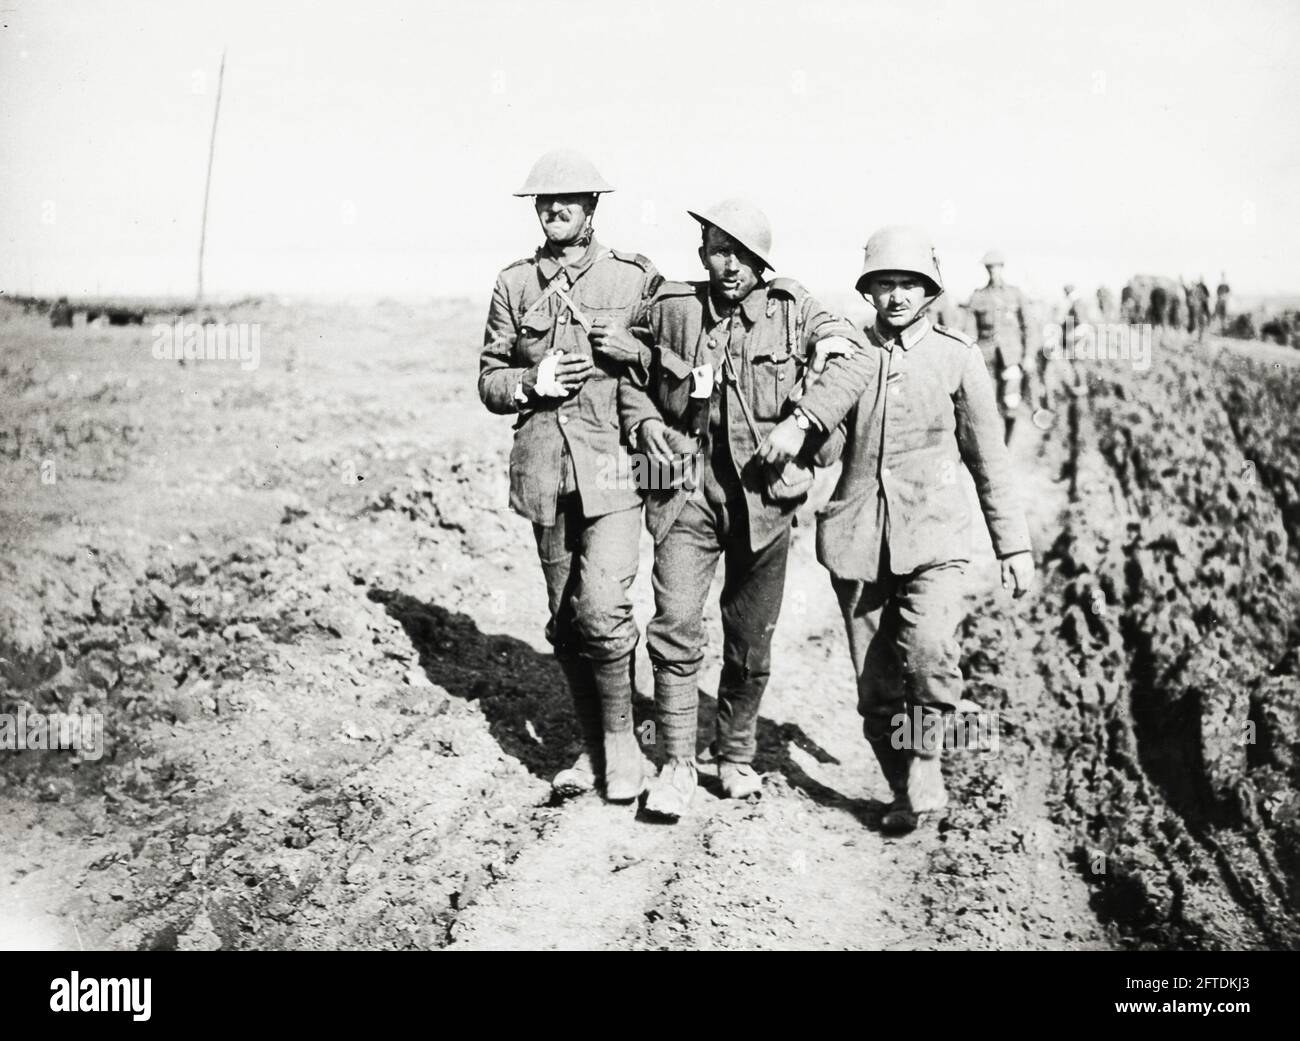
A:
1114,274,1229,336
39,296,147,327
1103,276,1295,348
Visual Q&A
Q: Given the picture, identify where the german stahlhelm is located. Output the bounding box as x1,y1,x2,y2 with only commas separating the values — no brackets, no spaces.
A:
513,149,615,197
854,225,944,297
687,198,773,269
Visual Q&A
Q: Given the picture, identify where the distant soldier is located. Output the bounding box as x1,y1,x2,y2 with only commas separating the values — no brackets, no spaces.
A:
619,199,863,819
968,250,1040,442
1050,284,1087,402
1188,276,1211,338
1096,284,1114,322
1062,284,1087,325
1215,272,1231,333
49,296,73,328
759,226,1035,833
480,150,662,803
1149,284,1169,328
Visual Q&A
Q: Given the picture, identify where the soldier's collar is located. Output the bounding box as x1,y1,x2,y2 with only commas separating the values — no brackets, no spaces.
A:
871,315,930,351
704,281,768,327
535,238,603,283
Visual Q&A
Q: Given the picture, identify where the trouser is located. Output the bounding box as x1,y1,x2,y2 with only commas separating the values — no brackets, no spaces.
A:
1043,326,1085,403
533,494,642,740
831,557,969,761
646,495,791,764
980,341,1037,434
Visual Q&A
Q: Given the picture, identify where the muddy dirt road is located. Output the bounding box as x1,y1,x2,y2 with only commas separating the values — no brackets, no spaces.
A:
1,301,1296,949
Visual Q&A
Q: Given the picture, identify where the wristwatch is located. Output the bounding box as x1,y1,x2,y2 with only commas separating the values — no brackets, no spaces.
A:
792,407,812,431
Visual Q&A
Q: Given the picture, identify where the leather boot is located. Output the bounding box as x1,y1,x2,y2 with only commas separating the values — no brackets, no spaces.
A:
642,671,700,821
591,653,652,802
881,753,948,834
644,757,698,820
553,657,603,799
906,753,948,814
865,733,909,809
719,761,762,799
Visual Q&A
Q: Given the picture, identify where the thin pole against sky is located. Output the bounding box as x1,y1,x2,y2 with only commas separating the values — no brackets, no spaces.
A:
196,49,226,304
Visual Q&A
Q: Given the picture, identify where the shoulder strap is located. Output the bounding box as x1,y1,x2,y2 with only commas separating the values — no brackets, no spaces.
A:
718,340,763,443
551,281,592,333
517,275,593,333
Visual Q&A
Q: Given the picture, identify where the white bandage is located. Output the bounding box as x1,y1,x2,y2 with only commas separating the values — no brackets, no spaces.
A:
535,351,569,397
810,336,855,374
690,363,714,399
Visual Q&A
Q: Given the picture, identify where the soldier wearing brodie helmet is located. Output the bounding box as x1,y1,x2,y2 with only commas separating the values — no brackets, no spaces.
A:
620,198,864,820
761,225,1035,833
480,149,662,803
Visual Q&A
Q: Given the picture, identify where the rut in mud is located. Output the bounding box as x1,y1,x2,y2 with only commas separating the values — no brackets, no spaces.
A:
1041,339,1300,950
1,301,1295,949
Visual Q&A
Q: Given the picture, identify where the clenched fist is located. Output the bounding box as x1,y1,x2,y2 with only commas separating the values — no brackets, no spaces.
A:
589,317,645,367
756,415,807,465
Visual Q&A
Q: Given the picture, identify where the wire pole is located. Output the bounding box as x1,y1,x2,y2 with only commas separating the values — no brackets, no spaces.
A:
196,49,226,304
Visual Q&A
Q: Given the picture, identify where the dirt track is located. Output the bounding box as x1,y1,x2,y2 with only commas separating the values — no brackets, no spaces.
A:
1,300,1296,950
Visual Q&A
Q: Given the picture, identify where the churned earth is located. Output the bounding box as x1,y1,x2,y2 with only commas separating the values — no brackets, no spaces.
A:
0,298,1295,950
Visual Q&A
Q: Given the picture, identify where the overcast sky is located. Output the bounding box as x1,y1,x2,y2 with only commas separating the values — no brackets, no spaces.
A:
2,0,1298,302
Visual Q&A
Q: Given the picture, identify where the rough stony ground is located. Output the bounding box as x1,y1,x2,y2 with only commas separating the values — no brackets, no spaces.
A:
0,299,1295,950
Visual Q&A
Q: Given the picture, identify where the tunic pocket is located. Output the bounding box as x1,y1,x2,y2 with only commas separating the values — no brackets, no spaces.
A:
515,313,554,364
749,353,801,421
654,349,696,423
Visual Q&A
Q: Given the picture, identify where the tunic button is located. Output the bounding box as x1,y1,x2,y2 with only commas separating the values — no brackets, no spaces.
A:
777,371,785,381
882,467,891,477
558,313,568,324
559,415,569,425
708,339,717,348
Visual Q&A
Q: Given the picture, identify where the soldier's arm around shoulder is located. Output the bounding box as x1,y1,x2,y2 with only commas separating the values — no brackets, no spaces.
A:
766,278,872,432
952,337,1031,557
479,267,527,415
769,278,865,351
616,251,665,384
617,287,671,444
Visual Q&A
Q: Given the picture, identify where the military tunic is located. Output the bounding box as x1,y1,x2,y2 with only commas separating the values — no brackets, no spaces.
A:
797,315,1032,754
968,281,1040,420
618,277,864,763
480,239,661,527
479,239,661,668
619,278,862,551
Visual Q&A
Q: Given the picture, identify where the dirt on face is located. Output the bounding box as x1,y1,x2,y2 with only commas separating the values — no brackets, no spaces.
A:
0,300,1295,950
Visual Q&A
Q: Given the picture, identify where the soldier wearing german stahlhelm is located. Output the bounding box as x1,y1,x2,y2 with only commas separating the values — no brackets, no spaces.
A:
968,250,1041,443
480,149,662,803
618,199,864,820
760,226,1035,833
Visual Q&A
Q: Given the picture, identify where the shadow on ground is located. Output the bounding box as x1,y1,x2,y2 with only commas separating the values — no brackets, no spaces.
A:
372,587,891,827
